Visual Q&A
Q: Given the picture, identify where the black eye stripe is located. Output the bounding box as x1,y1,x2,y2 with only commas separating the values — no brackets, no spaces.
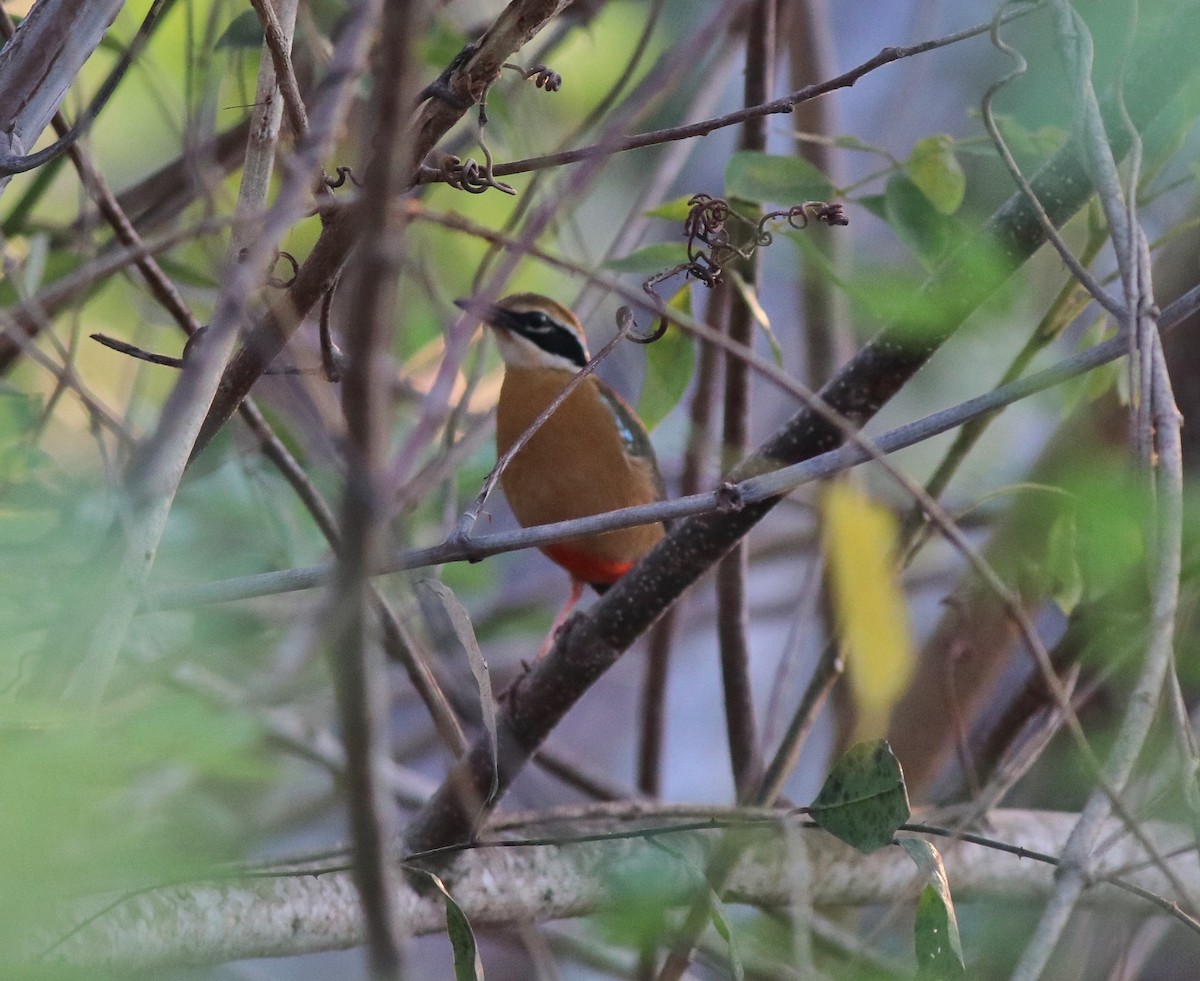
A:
506,309,588,367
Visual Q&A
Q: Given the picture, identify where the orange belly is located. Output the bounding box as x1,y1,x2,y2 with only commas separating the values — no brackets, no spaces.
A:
542,544,636,587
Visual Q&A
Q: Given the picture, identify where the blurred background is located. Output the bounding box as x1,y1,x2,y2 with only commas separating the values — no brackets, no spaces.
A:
2,0,1199,977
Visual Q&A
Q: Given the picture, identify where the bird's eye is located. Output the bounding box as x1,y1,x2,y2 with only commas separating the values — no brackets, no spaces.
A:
528,312,553,332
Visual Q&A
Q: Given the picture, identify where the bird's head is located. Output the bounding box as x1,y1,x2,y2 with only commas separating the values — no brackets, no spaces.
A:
457,293,589,371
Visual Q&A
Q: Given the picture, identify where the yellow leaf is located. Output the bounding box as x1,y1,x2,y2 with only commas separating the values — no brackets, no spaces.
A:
821,483,914,737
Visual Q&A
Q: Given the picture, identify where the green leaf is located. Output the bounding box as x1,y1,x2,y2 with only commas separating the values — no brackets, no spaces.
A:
0,387,42,443
623,837,745,979
637,288,694,430
809,739,910,853
605,242,689,275
724,151,834,206
0,694,266,952
21,233,50,297
916,884,965,978
215,10,263,50
982,113,1069,161
832,262,936,341
907,135,966,216
0,244,78,307
900,839,964,979
856,194,887,221
422,871,485,981
645,195,697,221
883,175,954,266
421,17,471,70
1063,467,1147,604
728,270,783,365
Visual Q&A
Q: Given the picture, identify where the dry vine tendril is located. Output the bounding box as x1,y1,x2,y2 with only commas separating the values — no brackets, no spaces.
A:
679,193,847,287
501,62,562,92
429,58,563,197
640,193,848,337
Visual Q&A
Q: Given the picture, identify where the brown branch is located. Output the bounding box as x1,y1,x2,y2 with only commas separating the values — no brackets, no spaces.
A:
322,0,422,971
637,287,724,797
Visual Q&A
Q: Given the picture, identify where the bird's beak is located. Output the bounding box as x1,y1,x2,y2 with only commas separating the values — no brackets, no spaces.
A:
455,297,518,333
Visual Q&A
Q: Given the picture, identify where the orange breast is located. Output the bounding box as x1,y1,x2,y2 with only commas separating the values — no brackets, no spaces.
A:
497,367,665,587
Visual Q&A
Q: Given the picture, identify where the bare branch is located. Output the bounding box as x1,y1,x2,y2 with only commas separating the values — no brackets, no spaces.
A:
36,809,1198,971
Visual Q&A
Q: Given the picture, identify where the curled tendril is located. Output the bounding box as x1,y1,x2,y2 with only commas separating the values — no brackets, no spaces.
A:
683,194,849,290
681,193,759,284
783,201,849,228
451,59,559,195
641,194,848,311
684,193,731,242
268,251,299,289
319,274,345,383
501,62,563,92
623,300,669,345
324,166,362,190
437,153,516,196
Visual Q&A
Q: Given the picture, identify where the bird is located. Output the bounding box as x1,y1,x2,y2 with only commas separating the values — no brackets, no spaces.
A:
458,293,667,646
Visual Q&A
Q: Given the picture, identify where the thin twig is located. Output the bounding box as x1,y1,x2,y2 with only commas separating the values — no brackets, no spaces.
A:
637,286,725,799
418,5,1044,184
247,0,309,138
756,633,843,806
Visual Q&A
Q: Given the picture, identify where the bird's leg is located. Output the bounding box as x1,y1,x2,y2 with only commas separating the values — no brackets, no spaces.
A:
537,577,586,658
